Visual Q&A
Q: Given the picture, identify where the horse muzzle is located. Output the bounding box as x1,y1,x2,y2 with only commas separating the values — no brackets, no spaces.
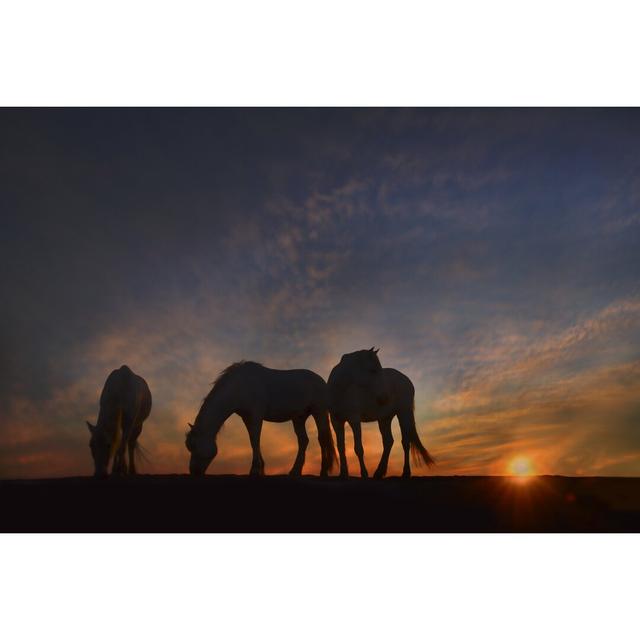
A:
189,456,209,477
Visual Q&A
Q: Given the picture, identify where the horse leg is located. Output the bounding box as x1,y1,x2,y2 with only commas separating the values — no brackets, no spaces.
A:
331,415,349,478
116,413,134,475
113,440,127,475
111,448,122,475
245,417,264,476
399,412,412,479
373,417,394,479
128,425,142,475
348,419,368,479
289,417,309,476
314,411,333,478
128,422,143,475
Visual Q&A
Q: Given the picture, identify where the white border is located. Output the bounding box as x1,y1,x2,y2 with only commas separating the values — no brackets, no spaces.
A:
1,0,639,105
2,2,639,638
1,534,638,640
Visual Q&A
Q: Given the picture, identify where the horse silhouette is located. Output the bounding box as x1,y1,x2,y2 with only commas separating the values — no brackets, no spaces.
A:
86,365,152,477
328,348,435,478
185,361,338,477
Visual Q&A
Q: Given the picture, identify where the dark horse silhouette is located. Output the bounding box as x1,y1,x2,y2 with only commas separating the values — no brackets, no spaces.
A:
185,361,337,477
86,365,152,477
328,349,434,478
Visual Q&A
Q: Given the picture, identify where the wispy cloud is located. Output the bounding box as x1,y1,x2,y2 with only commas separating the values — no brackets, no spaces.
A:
2,108,640,478
412,299,640,477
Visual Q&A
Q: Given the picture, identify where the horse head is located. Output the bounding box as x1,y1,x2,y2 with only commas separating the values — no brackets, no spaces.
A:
87,421,111,477
185,422,218,476
337,348,387,397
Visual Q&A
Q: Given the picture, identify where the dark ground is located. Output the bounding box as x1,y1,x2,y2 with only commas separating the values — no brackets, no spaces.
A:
3,474,640,532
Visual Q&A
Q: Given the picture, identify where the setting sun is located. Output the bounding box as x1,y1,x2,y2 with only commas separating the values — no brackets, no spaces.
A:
508,456,535,477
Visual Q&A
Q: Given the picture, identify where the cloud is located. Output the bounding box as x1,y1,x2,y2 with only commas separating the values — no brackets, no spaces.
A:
2,109,640,479
413,299,640,477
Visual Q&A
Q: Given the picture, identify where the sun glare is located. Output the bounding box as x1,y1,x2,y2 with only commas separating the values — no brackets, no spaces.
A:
508,455,535,478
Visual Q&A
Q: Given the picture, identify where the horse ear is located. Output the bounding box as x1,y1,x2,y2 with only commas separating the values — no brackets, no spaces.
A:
374,348,379,354
188,423,194,429
86,421,95,434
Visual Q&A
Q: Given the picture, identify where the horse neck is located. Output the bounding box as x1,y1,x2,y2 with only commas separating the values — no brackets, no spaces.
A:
196,392,233,439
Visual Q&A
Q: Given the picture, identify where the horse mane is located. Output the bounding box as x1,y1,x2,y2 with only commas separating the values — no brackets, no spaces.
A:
202,361,263,405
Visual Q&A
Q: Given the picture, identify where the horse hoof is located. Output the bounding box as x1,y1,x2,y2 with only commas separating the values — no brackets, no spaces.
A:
373,470,385,480
288,469,301,477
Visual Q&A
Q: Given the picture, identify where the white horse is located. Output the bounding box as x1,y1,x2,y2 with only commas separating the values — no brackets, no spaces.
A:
328,348,435,478
185,361,337,477
86,365,152,477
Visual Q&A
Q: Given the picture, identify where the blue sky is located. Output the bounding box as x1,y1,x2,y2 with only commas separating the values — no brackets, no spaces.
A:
1,108,639,477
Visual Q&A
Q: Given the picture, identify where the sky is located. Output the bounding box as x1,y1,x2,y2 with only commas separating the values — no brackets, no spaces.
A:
1,107,639,478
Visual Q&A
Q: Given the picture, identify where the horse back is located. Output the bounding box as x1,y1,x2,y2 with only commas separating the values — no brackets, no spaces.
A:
381,368,414,402
329,366,414,421
100,365,152,423
263,367,326,398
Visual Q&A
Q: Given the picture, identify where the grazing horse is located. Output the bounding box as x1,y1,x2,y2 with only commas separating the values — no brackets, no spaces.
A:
86,365,152,477
185,361,337,477
328,348,434,479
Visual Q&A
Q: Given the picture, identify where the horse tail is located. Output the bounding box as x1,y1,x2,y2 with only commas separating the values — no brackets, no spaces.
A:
406,402,435,467
317,411,338,472
134,441,151,467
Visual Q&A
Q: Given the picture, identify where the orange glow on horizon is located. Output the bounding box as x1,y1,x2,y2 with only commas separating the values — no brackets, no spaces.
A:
507,455,535,478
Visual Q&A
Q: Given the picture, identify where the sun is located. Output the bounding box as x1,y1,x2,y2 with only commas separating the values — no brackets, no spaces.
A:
507,455,535,477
